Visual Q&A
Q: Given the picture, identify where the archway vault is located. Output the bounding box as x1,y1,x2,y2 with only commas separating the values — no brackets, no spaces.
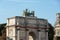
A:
29,32,36,40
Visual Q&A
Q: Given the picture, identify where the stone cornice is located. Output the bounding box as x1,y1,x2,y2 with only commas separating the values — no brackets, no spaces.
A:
6,25,49,29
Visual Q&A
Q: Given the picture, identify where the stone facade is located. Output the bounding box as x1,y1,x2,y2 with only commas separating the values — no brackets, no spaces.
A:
6,9,49,40
54,13,60,40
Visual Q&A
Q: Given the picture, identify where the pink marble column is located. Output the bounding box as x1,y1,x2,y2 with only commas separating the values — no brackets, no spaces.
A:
46,32,48,40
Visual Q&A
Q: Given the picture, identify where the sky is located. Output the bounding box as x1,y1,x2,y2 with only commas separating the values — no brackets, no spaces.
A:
0,0,60,26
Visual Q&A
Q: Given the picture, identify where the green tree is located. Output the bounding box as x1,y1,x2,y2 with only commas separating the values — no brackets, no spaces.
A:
0,23,6,36
48,23,55,40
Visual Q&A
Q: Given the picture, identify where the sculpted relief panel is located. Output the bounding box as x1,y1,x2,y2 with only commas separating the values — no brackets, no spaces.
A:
16,18,25,26
38,20,47,28
8,27,15,36
16,18,37,27
27,19,36,27
7,19,15,26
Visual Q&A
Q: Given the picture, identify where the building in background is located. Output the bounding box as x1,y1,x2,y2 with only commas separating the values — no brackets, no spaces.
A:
6,9,49,40
54,13,60,40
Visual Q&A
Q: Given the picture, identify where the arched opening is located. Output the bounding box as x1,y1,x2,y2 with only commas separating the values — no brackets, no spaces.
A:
29,32,36,40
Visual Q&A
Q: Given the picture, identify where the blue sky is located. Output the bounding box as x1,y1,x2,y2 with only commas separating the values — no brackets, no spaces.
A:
0,0,60,26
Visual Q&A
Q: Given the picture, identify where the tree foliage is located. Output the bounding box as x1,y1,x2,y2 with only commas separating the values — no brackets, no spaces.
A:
0,23,6,36
48,23,55,40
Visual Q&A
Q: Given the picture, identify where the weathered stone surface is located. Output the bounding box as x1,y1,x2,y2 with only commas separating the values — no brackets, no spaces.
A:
6,10,48,40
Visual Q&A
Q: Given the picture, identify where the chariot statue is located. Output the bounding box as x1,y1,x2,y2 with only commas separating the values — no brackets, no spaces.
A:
23,9,35,17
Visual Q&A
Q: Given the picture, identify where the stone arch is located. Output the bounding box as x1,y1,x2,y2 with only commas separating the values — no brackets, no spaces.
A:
29,32,36,40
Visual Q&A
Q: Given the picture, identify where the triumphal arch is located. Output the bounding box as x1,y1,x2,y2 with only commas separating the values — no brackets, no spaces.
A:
6,9,49,40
